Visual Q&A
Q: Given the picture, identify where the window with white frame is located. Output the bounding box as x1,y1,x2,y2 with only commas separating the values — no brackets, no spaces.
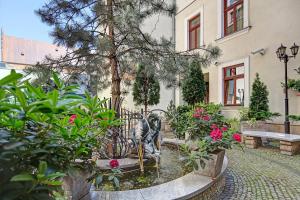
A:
217,0,248,39
188,14,200,50
224,0,244,36
223,64,245,105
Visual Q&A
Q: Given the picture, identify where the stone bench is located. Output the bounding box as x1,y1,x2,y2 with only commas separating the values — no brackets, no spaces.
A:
243,131,300,156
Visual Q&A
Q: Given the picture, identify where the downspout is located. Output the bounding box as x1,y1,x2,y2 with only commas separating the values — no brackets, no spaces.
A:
172,0,176,105
0,28,3,62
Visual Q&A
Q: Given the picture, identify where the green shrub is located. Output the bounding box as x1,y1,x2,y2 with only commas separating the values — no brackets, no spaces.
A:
0,71,119,199
166,102,192,139
248,73,280,121
182,60,206,105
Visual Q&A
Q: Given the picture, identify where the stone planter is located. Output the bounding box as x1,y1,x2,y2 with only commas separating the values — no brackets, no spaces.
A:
164,123,172,132
63,170,92,200
196,149,225,178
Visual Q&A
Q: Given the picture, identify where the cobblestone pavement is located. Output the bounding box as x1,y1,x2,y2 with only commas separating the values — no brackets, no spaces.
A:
219,147,300,200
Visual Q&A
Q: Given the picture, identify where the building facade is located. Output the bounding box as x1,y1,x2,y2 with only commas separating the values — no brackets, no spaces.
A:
175,0,300,132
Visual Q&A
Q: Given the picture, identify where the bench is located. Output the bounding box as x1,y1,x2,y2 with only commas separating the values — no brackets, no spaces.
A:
243,131,300,156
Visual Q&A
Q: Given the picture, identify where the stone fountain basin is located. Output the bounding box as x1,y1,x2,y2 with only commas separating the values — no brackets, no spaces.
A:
89,138,228,200
96,158,149,170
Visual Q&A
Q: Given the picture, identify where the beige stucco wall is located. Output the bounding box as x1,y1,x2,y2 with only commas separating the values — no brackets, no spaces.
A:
176,0,300,124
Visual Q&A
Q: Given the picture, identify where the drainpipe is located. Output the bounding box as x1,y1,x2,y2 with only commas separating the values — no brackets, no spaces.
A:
172,0,176,105
0,28,3,62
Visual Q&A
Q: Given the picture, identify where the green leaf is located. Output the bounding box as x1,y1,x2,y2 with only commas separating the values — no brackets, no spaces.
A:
15,88,27,110
113,177,120,188
38,161,48,175
11,174,34,182
46,172,66,180
52,72,62,89
108,175,114,181
0,70,23,86
43,180,63,186
95,175,103,186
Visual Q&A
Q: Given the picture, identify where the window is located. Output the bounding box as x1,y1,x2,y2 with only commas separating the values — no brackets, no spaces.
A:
188,15,200,50
224,0,244,36
223,64,244,105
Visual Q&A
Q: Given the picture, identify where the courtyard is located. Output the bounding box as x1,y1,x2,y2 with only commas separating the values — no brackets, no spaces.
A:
0,0,300,200
221,148,300,200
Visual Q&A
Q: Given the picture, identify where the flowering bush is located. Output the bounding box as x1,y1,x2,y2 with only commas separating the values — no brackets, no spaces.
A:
0,71,122,198
182,123,243,170
187,103,227,139
205,125,242,153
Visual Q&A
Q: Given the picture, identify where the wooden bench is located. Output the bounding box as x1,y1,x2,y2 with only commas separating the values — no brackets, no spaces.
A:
243,131,300,156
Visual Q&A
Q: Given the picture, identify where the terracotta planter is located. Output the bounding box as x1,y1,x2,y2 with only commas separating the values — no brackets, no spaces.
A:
296,92,300,96
195,149,225,178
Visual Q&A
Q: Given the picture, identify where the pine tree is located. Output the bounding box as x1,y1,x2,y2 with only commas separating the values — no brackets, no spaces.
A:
249,73,270,120
28,0,220,109
132,64,160,115
182,60,206,105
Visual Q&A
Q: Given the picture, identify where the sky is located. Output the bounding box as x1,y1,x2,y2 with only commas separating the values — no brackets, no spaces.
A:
0,0,53,43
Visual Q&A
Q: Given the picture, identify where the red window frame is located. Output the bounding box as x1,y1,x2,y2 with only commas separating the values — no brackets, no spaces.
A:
224,0,244,36
223,64,244,106
188,14,200,50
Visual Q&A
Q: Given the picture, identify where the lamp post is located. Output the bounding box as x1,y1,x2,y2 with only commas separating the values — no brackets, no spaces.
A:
276,43,299,134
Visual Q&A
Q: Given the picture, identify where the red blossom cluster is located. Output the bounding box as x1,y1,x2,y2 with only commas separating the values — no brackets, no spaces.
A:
210,124,241,143
232,133,242,142
69,114,77,124
193,107,211,121
109,159,119,168
210,127,223,141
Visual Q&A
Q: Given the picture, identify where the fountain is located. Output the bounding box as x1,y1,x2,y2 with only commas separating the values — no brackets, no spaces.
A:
64,110,228,200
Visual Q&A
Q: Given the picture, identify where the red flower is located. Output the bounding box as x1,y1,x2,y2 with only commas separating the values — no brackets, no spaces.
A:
221,126,228,132
193,113,201,118
232,133,242,143
202,115,211,121
210,124,218,129
109,159,119,168
195,107,204,113
69,114,77,124
210,128,223,141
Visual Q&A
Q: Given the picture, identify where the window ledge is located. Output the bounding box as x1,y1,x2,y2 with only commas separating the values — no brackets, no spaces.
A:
222,105,244,110
215,26,251,44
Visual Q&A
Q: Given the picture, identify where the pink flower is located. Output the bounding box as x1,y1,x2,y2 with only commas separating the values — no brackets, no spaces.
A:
195,107,204,113
109,159,119,168
210,128,223,141
221,126,228,132
232,133,242,143
202,115,211,121
69,114,77,124
210,124,218,129
193,113,201,119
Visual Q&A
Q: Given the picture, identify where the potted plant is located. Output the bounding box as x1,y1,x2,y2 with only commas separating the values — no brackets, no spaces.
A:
182,125,242,178
287,79,300,96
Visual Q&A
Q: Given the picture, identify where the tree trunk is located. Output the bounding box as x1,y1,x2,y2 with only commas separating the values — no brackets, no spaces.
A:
144,76,148,116
107,0,121,158
107,0,121,114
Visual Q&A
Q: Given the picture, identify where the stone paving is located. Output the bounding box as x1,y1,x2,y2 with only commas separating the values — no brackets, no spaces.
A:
219,147,300,200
